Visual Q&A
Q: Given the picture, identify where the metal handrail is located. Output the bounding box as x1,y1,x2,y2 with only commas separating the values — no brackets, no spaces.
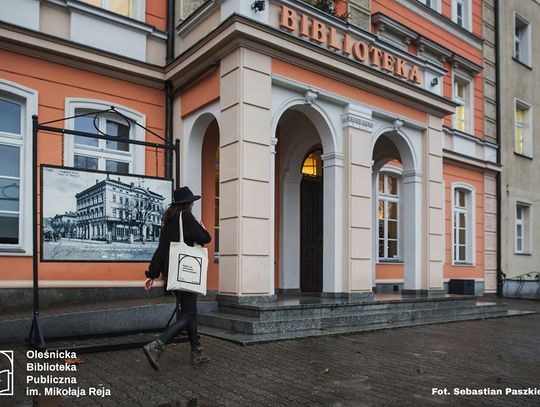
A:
502,272,540,300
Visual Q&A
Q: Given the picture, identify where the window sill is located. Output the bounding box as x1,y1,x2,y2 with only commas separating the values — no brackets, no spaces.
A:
513,152,534,160
514,252,532,256
396,0,483,48
451,262,475,267
512,57,533,70
59,0,167,39
0,247,30,256
377,260,403,264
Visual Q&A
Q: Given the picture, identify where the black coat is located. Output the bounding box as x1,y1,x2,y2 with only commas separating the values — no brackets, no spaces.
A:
145,210,211,280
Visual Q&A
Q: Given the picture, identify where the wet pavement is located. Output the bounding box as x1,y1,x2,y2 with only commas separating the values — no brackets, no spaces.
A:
0,297,539,406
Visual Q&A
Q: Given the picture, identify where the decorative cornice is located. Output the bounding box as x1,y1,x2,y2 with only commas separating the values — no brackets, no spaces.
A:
341,113,374,132
321,152,345,167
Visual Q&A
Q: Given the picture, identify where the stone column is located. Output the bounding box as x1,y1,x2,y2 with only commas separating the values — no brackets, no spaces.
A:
321,152,344,295
218,47,274,303
402,115,445,295
484,171,498,294
401,170,424,293
341,106,375,299
424,116,445,294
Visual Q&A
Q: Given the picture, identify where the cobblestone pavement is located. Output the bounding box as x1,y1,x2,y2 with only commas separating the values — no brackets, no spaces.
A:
1,298,539,407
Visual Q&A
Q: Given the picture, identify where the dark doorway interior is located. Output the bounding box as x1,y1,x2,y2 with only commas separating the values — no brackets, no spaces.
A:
300,150,323,293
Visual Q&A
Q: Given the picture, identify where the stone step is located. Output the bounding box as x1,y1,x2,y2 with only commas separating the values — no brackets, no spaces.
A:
199,302,508,335
199,309,535,345
217,297,479,321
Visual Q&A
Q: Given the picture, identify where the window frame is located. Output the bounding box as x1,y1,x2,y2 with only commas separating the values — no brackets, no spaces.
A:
377,170,401,262
451,183,476,265
514,12,532,67
0,79,38,256
515,201,532,254
514,98,533,158
80,0,146,21
417,0,441,13
452,71,474,135
452,0,472,31
64,99,146,175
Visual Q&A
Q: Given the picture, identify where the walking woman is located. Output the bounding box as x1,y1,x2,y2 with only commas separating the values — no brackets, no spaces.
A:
143,186,211,370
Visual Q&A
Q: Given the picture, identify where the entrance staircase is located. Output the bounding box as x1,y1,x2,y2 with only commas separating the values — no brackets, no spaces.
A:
198,294,532,345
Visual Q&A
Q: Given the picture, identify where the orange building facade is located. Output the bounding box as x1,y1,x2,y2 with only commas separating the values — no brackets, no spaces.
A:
0,0,499,307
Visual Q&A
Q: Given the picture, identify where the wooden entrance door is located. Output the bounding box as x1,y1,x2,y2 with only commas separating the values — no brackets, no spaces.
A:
300,177,323,293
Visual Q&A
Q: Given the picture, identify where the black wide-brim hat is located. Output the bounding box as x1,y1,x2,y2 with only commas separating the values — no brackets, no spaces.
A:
170,186,201,205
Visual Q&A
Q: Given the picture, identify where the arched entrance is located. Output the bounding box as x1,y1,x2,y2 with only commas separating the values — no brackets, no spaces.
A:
300,148,323,292
371,130,420,292
274,103,338,294
184,110,220,292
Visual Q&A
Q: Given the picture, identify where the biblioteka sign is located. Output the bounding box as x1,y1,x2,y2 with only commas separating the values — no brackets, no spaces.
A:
279,5,423,85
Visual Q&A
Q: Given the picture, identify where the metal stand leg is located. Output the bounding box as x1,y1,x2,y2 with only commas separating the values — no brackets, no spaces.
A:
28,314,45,350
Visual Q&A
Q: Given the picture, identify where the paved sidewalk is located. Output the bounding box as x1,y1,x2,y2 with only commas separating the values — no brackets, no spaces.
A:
1,298,539,407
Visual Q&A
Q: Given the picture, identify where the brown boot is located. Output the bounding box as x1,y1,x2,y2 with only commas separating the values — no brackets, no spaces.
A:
191,347,210,365
143,339,165,371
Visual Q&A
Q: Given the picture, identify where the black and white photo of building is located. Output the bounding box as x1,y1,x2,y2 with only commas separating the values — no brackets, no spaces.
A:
75,175,165,244
41,166,172,262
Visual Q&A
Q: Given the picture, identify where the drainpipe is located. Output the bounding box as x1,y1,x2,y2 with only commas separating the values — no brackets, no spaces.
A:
165,0,175,180
166,0,175,64
495,0,503,297
165,80,174,180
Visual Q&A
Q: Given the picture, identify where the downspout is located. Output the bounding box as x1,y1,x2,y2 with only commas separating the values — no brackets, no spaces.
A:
165,0,175,180
495,0,503,297
166,0,175,64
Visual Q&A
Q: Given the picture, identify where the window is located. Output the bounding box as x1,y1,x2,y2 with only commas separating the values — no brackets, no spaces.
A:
0,98,22,245
515,203,531,254
452,185,475,264
453,0,470,30
301,150,323,177
0,80,36,254
514,100,532,157
65,100,146,175
417,0,440,11
514,14,531,66
73,111,131,174
378,173,399,261
80,0,144,20
453,76,472,133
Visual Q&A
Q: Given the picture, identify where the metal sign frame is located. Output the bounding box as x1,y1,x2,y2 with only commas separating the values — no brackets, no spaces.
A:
28,108,186,353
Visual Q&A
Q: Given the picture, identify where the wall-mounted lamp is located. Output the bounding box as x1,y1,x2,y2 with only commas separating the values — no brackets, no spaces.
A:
431,77,439,87
251,0,265,12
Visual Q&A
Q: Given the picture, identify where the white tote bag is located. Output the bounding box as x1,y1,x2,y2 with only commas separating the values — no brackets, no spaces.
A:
166,211,208,295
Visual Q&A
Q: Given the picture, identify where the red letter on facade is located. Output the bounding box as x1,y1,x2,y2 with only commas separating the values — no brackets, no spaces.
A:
394,58,406,78
342,34,352,57
310,19,327,44
299,14,309,37
382,53,395,72
328,27,342,51
280,5,297,32
369,46,384,67
408,65,422,84
352,41,368,62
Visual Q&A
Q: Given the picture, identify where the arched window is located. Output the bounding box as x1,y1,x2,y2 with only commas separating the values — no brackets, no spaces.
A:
64,99,146,175
452,184,475,264
378,173,399,260
301,150,323,177
0,80,37,253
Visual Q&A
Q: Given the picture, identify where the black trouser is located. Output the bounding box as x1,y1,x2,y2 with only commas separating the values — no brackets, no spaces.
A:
160,291,200,351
